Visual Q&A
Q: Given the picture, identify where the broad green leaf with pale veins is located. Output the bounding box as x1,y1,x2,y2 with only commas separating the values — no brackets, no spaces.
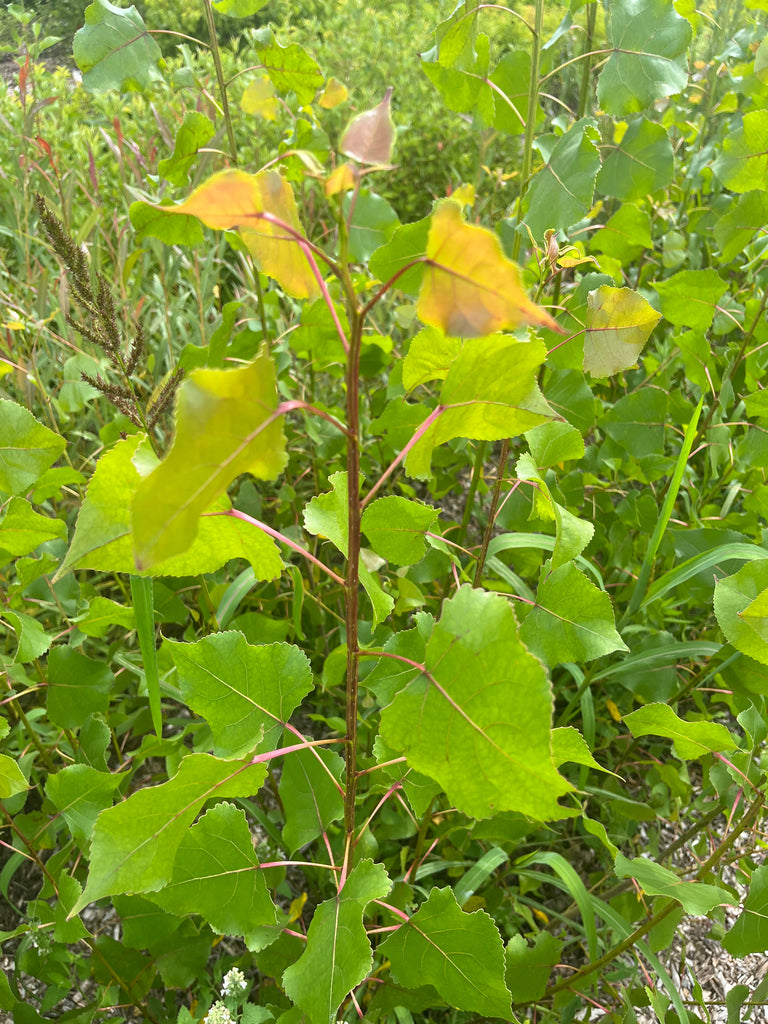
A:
74,0,164,93
148,803,277,944
0,497,66,559
623,703,738,760
47,647,113,730
402,326,461,391
552,726,615,774
0,754,28,799
361,496,438,565
596,118,674,200
406,334,554,480
57,434,283,581
252,26,324,105
712,111,768,193
279,745,345,853
597,0,691,115
418,201,560,337
167,632,313,759
303,472,394,625
506,932,562,1004
379,887,514,1019
157,111,215,187
46,764,125,847
584,286,661,378
614,854,737,915
523,119,601,240
282,860,391,1024
133,350,287,568
652,269,728,332
715,560,768,665
0,399,66,496
380,586,574,820
520,563,627,667
72,754,267,913
156,169,319,300
723,863,768,955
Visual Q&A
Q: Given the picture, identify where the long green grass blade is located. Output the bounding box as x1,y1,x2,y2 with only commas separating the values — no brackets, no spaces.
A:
130,575,162,738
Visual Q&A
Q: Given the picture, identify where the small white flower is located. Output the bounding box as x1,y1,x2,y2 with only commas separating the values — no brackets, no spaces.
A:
221,967,247,998
204,1002,234,1024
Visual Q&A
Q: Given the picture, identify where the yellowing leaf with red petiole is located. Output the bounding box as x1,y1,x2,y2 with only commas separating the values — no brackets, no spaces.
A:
160,168,319,300
417,201,562,337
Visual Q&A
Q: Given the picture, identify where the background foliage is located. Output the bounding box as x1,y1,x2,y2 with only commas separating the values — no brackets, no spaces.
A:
1,1,768,1023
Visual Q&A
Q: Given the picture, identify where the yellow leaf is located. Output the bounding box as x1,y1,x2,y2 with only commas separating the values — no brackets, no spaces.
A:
288,892,307,923
319,76,348,109
450,182,475,206
417,201,562,337
325,162,358,197
240,75,278,121
168,169,319,300
532,907,550,925
606,699,622,723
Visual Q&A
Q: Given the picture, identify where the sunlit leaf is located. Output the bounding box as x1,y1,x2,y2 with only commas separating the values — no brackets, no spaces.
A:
73,0,164,93
712,111,768,193
715,561,768,665
361,496,438,565
418,201,561,336
341,87,395,165
318,77,348,109
380,586,574,820
652,269,728,332
133,351,287,568
72,754,267,912
157,111,215,187
596,118,674,200
325,163,357,197
623,703,738,759
583,286,661,378
0,497,66,560
615,853,737,915
252,26,323,105
57,434,283,581
0,755,28,799
154,169,319,300
402,326,461,391
596,0,691,115
406,334,553,480
241,76,279,120
211,0,269,15
0,399,66,496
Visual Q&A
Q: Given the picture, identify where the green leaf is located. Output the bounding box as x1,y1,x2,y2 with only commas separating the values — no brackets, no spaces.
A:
0,754,28,799
552,726,614,774
57,434,284,580
522,118,601,240
47,647,113,730
406,334,553,480
379,887,514,1019
45,764,125,847
253,26,323,105
614,853,737,915
2,609,52,663
282,860,391,1024
520,563,627,666
514,453,594,568
72,753,267,912
505,932,562,1003
712,111,768,193
279,744,345,853
289,297,349,367
212,0,269,15
380,586,574,820
597,0,691,115
343,191,400,263
0,399,66,496
623,703,738,759
133,350,287,568
73,0,164,92
525,421,585,468
596,118,674,200
0,497,65,559
75,596,135,638
722,863,768,955
303,472,394,626
652,269,728,332
131,576,161,737
590,204,653,265
490,50,540,136
148,802,277,942
130,200,205,246
168,632,313,759
714,560,768,665
368,216,430,297
402,326,461,391
157,111,215,187
361,496,438,566
583,286,662,378
713,190,768,261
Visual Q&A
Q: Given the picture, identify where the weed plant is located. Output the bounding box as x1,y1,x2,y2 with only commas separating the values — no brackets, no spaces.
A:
1,1,768,1023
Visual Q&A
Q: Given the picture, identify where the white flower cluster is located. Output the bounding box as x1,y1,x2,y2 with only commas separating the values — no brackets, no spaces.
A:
221,967,247,998
204,1004,234,1024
